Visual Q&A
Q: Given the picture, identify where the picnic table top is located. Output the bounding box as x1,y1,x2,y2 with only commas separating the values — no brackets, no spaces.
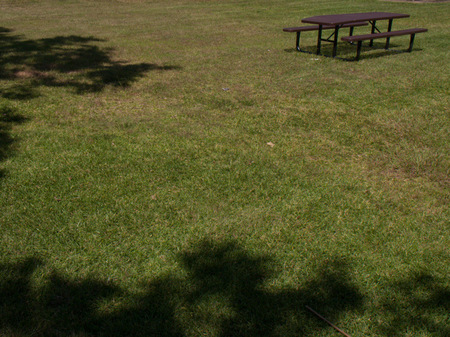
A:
301,12,410,26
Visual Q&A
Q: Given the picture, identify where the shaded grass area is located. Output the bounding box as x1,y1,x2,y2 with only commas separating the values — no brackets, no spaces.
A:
1,240,447,337
1,241,448,336
0,27,179,99
0,0,449,336
0,105,27,179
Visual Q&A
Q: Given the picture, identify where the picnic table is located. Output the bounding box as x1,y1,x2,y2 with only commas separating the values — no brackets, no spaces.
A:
284,12,427,60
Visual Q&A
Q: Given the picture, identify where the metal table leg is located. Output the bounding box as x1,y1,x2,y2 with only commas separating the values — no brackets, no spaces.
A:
385,19,393,49
332,26,339,57
370,20,376,47
317,25,323,55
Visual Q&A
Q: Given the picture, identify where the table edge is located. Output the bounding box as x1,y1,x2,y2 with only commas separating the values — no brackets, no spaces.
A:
301,12,410,25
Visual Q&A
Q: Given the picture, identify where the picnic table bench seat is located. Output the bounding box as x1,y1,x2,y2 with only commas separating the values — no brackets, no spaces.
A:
283,21,368,52
341,28,428,60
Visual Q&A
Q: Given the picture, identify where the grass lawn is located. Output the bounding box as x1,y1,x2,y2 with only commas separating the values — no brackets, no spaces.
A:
1,0,449,336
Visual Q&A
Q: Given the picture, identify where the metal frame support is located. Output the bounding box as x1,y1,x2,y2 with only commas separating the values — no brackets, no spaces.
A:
332,26,339,57
349,26,355,36
316,25,323,54
408,33,416,52
385,19,393,49
369,20,381,47
370,20,376,46
296,32,301,51
356,41,362,60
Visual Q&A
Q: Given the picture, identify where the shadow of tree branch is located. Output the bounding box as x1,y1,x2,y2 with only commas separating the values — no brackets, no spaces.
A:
2,240,447,336
376,271,450,336
0,239,367,337
0,105,27,180
0,27,180,99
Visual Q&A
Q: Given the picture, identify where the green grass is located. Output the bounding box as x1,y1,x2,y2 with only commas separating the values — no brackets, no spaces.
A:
1,0,449,336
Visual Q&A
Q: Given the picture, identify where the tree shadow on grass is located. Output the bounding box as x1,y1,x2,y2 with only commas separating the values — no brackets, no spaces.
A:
2,240,447,336
0,105,27,180
0,240,364,336
0,257,121,336
0,27,180,99
376,271,450,336
173,240,363,336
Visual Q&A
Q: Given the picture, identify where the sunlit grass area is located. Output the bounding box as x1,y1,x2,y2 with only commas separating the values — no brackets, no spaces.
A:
1,0,449,336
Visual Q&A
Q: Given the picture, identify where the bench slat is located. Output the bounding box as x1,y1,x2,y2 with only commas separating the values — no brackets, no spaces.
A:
341,28,428,60
341,28,427,42
283,22,368,53
283,21,367,33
